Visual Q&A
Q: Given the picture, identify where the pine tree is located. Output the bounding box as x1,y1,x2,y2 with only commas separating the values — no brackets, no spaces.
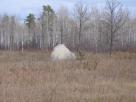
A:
25,13,36,48
40,5,55,49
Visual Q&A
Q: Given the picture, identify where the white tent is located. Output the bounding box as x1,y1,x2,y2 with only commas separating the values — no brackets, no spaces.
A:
51,44,76,61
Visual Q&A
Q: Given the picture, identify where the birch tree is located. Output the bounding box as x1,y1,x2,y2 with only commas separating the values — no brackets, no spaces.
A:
9,16,16,51
57,6,69,44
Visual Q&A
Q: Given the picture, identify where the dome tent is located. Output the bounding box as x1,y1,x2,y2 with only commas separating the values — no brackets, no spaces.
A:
51,44,76,61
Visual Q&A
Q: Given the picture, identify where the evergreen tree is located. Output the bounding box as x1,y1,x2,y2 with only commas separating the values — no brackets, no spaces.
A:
25,13,36,48
40,5,55,49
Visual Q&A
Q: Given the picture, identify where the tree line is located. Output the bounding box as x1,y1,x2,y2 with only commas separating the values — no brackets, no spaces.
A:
0,0,135,54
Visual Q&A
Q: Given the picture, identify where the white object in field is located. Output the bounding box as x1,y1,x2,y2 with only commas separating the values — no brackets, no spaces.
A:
51,44,76,60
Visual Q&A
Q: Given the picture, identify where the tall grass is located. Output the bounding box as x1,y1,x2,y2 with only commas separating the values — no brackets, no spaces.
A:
0,51,135,102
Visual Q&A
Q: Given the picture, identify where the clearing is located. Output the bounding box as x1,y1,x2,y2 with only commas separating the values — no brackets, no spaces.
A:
0,51,135,102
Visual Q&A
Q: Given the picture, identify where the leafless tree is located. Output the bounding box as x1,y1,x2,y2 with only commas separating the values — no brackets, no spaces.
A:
57,6,69,44
0,2,135,53
104,0,128,55
74,1,88,51
9,16,16,51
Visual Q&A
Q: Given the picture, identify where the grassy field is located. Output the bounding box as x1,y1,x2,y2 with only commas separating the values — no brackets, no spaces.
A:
0,51,135,102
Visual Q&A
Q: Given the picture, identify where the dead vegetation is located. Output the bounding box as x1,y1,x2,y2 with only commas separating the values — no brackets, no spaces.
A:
0,51,135,102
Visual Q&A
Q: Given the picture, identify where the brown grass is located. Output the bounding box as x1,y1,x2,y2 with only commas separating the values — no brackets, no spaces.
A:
0,51,135,102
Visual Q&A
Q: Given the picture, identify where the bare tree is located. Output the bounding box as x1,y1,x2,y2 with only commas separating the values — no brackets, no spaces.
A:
0,2,134,52
1,15,10,49
57,6,69,44
9,16,16,51
74,1,88,51
104,0,128,55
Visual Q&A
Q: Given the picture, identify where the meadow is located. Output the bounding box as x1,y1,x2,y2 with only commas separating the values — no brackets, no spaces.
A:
0,51,135,102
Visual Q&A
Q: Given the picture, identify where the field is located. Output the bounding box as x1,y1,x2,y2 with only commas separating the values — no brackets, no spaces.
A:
0,51,136,102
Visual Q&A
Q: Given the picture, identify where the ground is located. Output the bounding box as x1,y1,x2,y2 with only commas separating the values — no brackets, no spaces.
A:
0,51,135,102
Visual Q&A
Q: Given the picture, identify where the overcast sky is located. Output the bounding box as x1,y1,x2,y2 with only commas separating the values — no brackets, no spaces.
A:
0,0,136,20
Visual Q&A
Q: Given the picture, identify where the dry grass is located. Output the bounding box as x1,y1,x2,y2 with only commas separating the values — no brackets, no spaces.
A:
0,51,135,102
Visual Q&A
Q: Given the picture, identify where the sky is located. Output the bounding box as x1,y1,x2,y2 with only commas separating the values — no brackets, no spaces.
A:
0,0,136,20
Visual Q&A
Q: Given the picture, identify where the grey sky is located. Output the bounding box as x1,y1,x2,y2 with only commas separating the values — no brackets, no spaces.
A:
0,0,136,20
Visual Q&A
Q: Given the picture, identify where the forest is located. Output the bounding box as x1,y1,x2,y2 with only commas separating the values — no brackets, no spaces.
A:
0,0,135,54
